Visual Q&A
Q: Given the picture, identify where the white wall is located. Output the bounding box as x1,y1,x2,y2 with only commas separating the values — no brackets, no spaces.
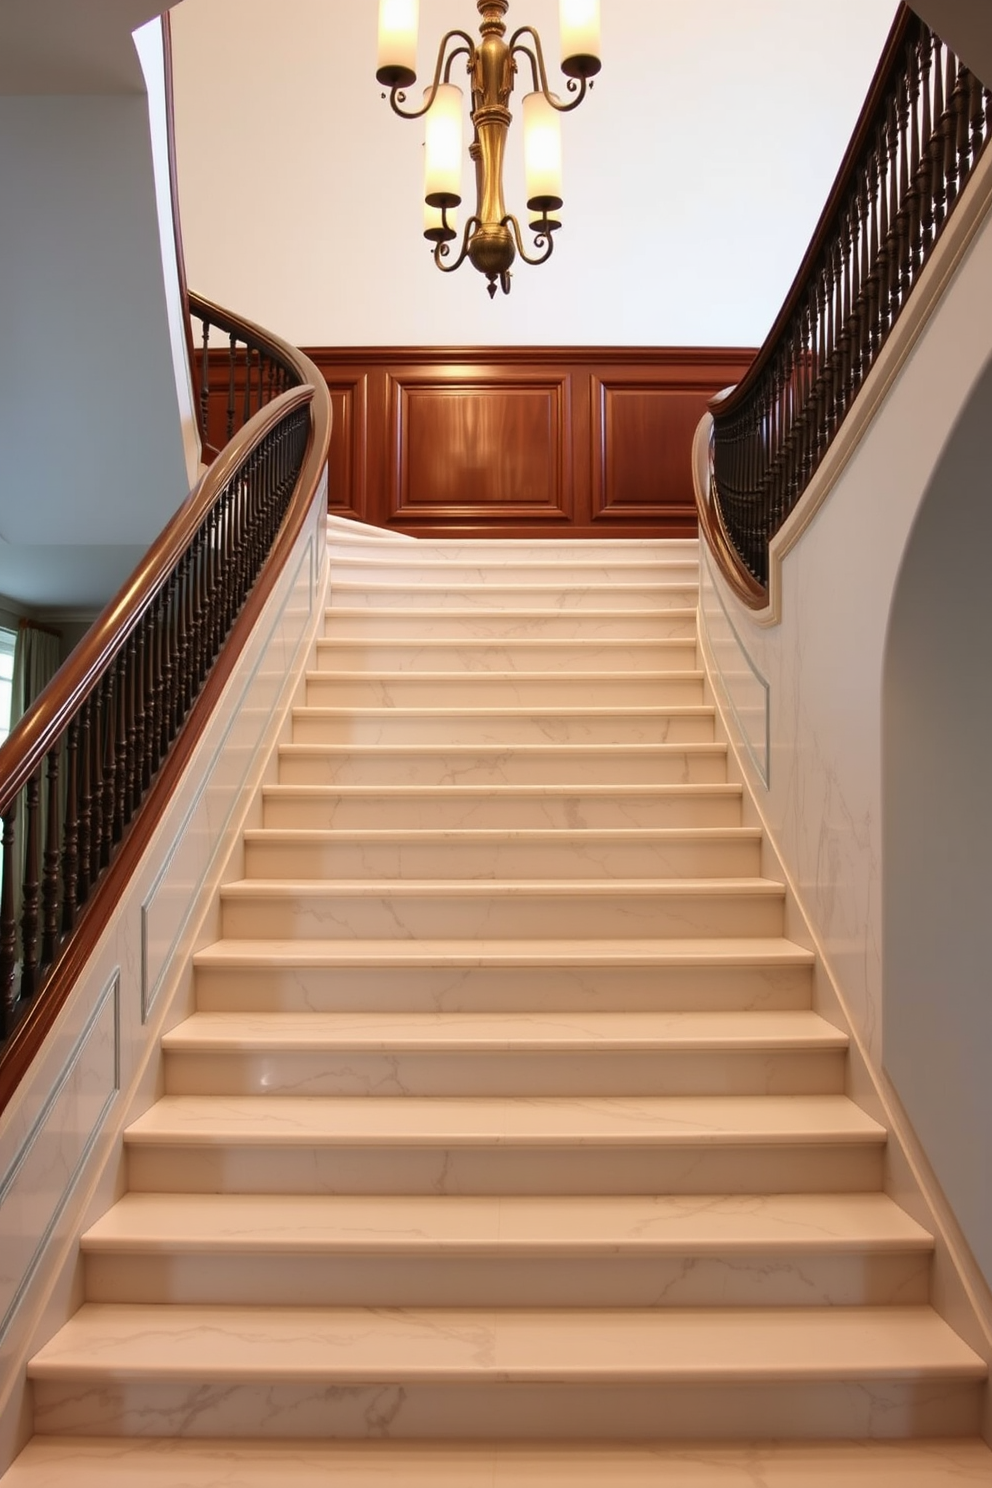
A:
697,156,992,1290
170,0,896,348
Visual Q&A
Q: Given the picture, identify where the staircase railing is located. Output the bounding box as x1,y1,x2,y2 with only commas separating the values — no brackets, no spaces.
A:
0,311,331,1109
189,292,301,461
704,5,991,600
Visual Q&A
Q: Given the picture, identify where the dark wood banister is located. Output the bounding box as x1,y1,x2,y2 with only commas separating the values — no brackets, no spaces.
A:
701,4,992,600
0,340,331,1110
713,6,914,423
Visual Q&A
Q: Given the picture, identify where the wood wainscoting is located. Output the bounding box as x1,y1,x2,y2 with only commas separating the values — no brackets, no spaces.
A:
205,346,755,539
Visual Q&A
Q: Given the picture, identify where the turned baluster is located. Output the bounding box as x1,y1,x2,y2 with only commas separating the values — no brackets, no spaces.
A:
100,671,116,868
61,718,80,933
0,802,16,1033
77,697,93,904
226,332,238,441
918,35,935,255
41,745,61,968
198,320,211,444
19,774,41,999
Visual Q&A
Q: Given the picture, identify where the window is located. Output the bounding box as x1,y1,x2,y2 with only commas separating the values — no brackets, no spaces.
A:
0,628,17,744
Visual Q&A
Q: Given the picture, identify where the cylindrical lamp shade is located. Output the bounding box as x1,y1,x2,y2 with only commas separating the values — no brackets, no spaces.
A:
377,0,419,88
559,0,601,78
523,92,563,213
424,83,464,208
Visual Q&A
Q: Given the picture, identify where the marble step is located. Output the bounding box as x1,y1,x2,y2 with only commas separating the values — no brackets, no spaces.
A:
291,706,719,748
193,937,815,1014
243,827,762,881
29,1304,982,1441
329,582,699,611
303,672,716,710
329,559,699,587
162,1009,846,1098
9,1437,992,1487
218,879,786,941
322,608,696,642
315,640,701,676
329,537,699,556
124,1094,885,1195
81,1191,931,1309
276,743,727,787
261,783,745,831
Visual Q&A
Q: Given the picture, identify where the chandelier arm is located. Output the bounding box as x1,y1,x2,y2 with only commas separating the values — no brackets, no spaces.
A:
503,214,555,268
387,29,477,120
508,27,588,112
434,217,482,274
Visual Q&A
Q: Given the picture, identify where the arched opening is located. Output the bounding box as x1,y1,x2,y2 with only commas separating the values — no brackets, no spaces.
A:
883,354,992,1286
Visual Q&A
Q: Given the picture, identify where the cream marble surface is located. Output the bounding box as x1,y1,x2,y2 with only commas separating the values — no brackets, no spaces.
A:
124,1092,884,1146
329,582,699,611
162,1008,844,1052
323,609,694,642
6,1436,992,1487
315,638,701,674
303,671,710,707
277,741,720,786
261,782,745,830
217,878,786,942
30,1303,984,1383
242,826,762,881
291,707,714,748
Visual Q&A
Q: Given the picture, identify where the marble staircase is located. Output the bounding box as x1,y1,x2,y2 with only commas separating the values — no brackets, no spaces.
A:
7,535,992,1485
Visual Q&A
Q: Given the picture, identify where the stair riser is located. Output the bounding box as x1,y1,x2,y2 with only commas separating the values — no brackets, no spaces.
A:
277,748,726,787
329,539,699,557
315,643,702,675
292,712,717,748
193,962,814,1015
83,1248,928,1310
242,837,761,882
126,1142,884,1197
36,1374,973,1444
163,1048,844,1099
323,614,696,643
304,676,714,709
329,586,699,612
219,890,785,941
262,788,744,831
330,563,698,585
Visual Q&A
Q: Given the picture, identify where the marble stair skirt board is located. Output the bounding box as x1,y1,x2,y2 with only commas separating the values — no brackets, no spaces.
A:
9,534,992,1485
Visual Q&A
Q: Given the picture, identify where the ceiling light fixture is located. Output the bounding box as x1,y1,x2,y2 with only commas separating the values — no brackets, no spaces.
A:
376,0,601,298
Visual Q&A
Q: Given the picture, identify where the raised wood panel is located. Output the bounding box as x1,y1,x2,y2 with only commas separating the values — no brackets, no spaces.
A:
593,380,716,522
203,346,757,539
324,373,367,522
388,376,571,524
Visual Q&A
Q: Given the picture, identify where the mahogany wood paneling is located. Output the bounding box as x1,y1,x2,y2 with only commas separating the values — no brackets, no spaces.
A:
209,347,755,539
389,374,572,524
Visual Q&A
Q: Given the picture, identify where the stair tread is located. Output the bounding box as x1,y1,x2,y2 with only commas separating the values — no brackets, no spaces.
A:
244,827,762,844
163,1010,846,1053
262,782,744,797
124,1094,884,1147
279,741,723,754
193,936,814,967
82,1191,929,1255
295,705,714,718
7,1437,992,1486
219,878,784,898
28,1304,982,1383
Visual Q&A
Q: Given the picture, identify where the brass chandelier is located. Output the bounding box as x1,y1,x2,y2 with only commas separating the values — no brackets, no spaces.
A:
376,0,601,297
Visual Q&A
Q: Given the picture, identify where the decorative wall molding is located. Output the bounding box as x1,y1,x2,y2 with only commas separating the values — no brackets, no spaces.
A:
206,346,755,539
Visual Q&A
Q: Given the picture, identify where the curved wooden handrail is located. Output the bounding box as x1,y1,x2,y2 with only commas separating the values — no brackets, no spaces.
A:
0,388,309,815
712,6,914,422
692,403,766,610
703,5,992,594
0,342,331,1109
